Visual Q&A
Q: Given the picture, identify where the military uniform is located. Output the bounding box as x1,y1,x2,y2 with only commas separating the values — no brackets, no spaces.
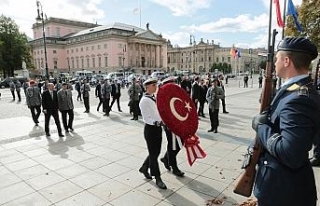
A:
252,37,320,206
26,80,42,125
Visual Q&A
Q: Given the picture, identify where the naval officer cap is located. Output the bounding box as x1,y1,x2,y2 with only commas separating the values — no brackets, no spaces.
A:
161,76,177,85
143,77,158,86
277,37,318,60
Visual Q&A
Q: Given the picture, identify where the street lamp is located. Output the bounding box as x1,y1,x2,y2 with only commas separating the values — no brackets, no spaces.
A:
36,0,49,80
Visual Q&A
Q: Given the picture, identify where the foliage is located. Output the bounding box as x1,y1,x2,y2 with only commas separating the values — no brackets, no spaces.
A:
0,15,32,78
285,0,320,49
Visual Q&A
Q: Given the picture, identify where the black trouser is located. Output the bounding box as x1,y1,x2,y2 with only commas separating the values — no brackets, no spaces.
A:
209,108,219,130
132,100,139,119
110,94,121,111
141,124,162,176
77,90,82,101
192,98,198,110
60,109,74,130
83,97,90,112
314,133,320,159
97,97,103,111
198,100,205,116
10,90,15,100
16,90,21,101
44,110,62,134
103,98,110,114
163,127,183,168
221,98,227,112
30,105,41,123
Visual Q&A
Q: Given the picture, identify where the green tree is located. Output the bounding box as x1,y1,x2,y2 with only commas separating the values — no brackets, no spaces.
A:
0,15,32,77
285,0,320,48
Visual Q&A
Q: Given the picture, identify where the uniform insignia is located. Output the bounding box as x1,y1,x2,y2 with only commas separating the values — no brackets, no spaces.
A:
286,84,300,91
297,85,309,97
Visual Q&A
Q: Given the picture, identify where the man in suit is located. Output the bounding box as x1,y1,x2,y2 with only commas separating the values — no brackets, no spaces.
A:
110,79,122,112
26,80,42,126
191,76,201,111
95,80,103,112
57,82,74,133
81,79,91,113
251,37,320,206
42,83,64,137
218,74,229,113
102,79,112,116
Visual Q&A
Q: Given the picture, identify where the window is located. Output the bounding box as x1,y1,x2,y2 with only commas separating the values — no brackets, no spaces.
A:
72,59,74,68
56,27,60,37
76,59,79,68
222,57,225,62
98,57,101,67
92,57,95,67
71,49,74,53
47,27,50,37
98,45,100,50
216,57,219,62
53,50,57,54
91,45,94,50
81,58,84,68
87,58,90,68
105,57,108,67
228,57,231,62
54,60,58,69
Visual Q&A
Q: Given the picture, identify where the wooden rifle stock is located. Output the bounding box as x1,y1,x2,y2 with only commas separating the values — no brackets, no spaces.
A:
233,29,278,197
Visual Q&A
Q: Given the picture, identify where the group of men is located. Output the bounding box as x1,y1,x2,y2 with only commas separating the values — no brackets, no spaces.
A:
25,80,74,137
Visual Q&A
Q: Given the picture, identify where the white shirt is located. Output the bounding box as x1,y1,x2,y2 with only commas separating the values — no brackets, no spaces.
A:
139,94,162,125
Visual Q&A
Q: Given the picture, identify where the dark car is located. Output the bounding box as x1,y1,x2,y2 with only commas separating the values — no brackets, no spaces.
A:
0,77,28,88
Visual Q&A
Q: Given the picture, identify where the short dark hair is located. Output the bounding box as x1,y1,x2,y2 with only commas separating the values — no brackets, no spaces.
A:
285,51,313,70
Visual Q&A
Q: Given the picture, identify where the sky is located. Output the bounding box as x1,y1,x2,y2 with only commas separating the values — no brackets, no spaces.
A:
0,0,302,49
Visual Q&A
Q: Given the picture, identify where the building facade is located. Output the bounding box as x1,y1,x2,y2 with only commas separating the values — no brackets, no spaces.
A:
167,37,266,75
29,18,168,77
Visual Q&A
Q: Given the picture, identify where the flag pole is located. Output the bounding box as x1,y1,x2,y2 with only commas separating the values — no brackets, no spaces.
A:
279,0,287,87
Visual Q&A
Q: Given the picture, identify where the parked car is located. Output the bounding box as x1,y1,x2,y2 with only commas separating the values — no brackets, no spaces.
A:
151,71,166,80
0,77,28,88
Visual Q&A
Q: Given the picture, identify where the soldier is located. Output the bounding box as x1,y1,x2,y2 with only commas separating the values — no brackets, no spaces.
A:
57,82,74,133
81,79,91,113
139,77,167,189
9,80,15,100
15,80,22,101
26,80,42,126
102,79,112,116
159,76,185,177
251,37,320,206
128,77,142,120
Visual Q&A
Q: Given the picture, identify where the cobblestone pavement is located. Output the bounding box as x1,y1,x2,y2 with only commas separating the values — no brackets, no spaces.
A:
0,77,319,206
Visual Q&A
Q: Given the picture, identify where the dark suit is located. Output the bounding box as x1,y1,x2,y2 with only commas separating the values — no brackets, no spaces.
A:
191,82,200,109
110,82,121,111
42,90,63,135
95,83,103,111
180,79,192,95
254,76,320,206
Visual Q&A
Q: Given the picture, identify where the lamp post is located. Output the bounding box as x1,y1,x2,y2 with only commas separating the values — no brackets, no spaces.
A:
36,0,49,80
190,35,196,73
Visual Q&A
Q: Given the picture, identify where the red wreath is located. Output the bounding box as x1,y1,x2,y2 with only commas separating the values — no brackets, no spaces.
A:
157,83,206,165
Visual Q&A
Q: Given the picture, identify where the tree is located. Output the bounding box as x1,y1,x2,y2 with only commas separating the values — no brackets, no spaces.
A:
285,0,320,48
0,15,32,78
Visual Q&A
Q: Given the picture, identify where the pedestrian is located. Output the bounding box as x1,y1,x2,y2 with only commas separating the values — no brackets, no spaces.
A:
243,74,249,88
57,82,74,133
15,80,22,101
9,80,15,100
198,79,207,117
138,77,167,189
218,74,229,113
206,78,224,133
159,76,185,177
102,79,112,116
128,77,142,120
26,80,42,126
110,79,122,112
251,37,320,206
180,75,192,95
42,83,64,137
81,79,90,113
95,80,103,112
75,81,82,101
258,75,263,88
22,80,29,97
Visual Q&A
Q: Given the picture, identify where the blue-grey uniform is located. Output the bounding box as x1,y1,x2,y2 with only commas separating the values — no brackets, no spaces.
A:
253,37,320,206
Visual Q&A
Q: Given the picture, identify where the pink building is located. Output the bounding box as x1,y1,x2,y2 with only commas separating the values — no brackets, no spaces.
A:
29,17,168,77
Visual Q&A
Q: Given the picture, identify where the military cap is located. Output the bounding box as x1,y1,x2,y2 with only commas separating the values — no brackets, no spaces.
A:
143,77,158,86
277,37,318,60
161,76,177,85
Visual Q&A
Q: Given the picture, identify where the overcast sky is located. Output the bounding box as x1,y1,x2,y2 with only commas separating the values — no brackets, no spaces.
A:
0,0,302,49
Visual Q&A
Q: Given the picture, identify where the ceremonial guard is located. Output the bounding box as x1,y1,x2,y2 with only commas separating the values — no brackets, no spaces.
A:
81,79,91,113
26,80,42,126
251,37,320,206
139,77,167,189
42,83,64,137
128,77,142,120
57,82,74,132
160,76,185,177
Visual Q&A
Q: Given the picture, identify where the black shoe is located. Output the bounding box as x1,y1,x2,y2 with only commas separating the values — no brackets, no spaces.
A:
65,129,69,133
207,129,214,132
134,118,138,120
160,158,171,171
46,133,51,137
118,109,122,112
172,168,185,177
35,120,39,123
69,127,74,132
223,111,229,114
35,123,38,126
59,133,65,137
214,129,218,133
139,167,152,179
155,177,167,189
104,113,109,116
310,157,320,167
130,118,135,120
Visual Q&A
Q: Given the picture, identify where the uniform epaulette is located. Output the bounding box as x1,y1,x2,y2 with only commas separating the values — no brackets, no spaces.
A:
286,83,309,96
286,84,300,91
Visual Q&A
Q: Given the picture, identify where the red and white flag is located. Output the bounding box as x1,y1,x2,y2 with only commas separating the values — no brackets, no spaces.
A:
274,0,284,27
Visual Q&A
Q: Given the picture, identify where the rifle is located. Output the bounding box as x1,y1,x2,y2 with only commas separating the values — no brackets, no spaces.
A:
233,29,278,197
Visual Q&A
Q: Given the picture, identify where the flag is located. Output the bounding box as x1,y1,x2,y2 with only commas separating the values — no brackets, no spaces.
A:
274,0,284,27
287,0,303,32
230,48,236,58
236,49,241,58
133,7,140,15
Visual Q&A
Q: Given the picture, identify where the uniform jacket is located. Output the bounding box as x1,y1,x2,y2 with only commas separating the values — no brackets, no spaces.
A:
26,86,42,107
81,84,90,98
206,86,224,110
9,81,15,91
111,83,121,97
128,83,142,101
95,84,102,98
102,83,112,99
191,81,200,100
57,89,74,111
42,90,59,113
254,76,320,206
15,81,21,92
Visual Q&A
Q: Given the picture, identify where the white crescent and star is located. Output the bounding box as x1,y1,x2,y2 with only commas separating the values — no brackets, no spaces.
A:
169,97,192,121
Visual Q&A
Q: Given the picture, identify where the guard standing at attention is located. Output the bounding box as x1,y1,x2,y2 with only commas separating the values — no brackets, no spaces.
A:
251,37,320,206
139,77,167,189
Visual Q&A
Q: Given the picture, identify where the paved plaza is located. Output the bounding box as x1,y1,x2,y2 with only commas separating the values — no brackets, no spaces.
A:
0,77,319,206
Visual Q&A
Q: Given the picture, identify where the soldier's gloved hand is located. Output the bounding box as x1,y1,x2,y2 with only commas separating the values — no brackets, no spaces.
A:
252,111,269,132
